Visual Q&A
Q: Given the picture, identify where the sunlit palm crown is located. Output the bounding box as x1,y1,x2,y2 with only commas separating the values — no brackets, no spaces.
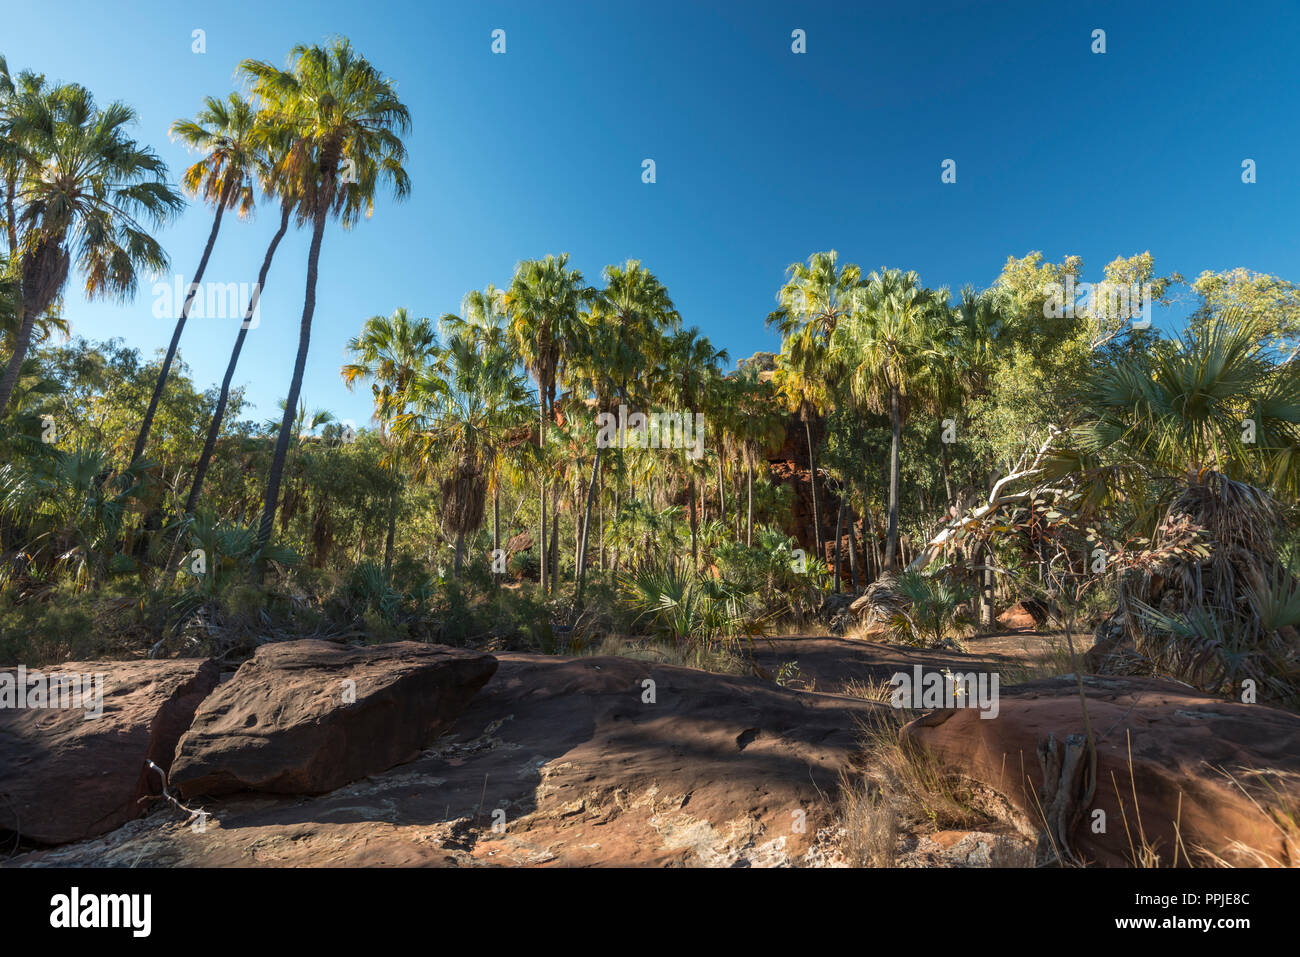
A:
170,92,261,218
14,82,181,301
239,37,411,227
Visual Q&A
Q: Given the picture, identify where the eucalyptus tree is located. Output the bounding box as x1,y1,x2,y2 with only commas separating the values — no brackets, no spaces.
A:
130,92,260,467
240,38,412,578
0,83,182,418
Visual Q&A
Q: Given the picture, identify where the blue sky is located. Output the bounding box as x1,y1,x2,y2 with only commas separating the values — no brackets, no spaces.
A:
4,0,1298,429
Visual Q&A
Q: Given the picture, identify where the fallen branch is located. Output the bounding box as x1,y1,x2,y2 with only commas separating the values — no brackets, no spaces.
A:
907,427,1066,573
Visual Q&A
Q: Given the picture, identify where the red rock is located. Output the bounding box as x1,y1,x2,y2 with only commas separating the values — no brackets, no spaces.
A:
0,658,219,844
169,640,497,798
901,675,1300,867
997,600,1046,630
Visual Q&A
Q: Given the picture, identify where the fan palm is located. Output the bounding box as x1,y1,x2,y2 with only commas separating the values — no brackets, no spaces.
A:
505,253,592,593
130,92,260,467
241,38,412,577
833,268,952,570
766,251,860,563
342,306,439,571
0,83,182,418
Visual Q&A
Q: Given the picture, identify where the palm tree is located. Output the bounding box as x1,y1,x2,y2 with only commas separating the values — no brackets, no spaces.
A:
342,306,438,572
766,251,860,564
130,93,259,467
661,326,728,569
443,285,515,575
731,364,786,546
505,253,591,594
240,38,412,578
1073,309,1300,704
567,261,679,603
395,325,529,575
0,83,182,418
170,120,300,567
834,268,951,571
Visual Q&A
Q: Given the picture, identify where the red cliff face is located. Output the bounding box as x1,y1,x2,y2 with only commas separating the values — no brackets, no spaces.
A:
765,412,865,585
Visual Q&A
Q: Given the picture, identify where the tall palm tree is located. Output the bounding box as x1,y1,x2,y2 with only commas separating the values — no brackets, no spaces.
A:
834,268,951,571
341,306,438,572
130,93,259,467
661,326,728,568
395,326,529,575
443,284,515,574
766,251,860,564
0,83,182,418
240,38,412,577
505,253,591,594
731,364,786,546
171,120,300,567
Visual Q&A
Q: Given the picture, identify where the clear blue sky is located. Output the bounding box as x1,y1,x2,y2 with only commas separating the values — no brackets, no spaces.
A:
4,0,1297,429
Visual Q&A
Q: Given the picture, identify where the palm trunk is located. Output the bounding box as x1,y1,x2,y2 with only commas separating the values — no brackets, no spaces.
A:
549,482,560,591
846,507,861,591
688,475,699,569
492,486,500,583
575,445,602,606
131,185,231,467
4,177,16,254
804,410,822,562
716,451,726,527
169,205,290,575
833,496,845,592
885,383,902,572
384,482,398,574
0,236,68,418
0,297,36,418
252,200,328,581
453,528,465,575
538,391,548,594
746,458,754,547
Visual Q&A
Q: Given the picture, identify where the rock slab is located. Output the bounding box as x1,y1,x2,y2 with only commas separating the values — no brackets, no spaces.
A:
169,640,497,798
901,675,1300,867
0,658,219,844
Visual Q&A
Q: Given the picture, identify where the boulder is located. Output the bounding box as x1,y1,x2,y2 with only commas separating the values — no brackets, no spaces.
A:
901,675,1300,867
996,600,1047,630
169,640,497,798
0,658,219,844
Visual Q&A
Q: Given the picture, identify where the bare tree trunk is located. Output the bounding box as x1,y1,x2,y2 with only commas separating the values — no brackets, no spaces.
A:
252,198,328,582
833,496,845,593
492,486,500,583
805,410,822,562
132,183,232,467
746,460,754,547
688,475,699,569
170,205,290,576
846,507,861,591
575,446,602,605
539,390,548,594
884,384,902,571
